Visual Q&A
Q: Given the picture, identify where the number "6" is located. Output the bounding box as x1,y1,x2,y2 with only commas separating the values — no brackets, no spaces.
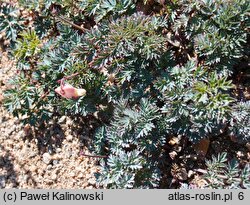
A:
238,192,244,200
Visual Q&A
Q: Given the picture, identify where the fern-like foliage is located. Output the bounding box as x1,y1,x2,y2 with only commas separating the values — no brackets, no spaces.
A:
14,29,41,62
93,98,165,188
155,60,233,142
203,152,250,189
229,101,250,143
0,3,25,44
4,72,53,125
2,0,250,188
79,0,136,22
169,0,250,73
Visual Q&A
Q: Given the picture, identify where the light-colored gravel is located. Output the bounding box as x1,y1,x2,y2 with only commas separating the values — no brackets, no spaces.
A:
0,47,99,189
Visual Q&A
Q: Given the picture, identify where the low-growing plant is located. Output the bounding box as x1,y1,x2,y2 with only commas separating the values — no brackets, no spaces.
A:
1,0,250,188
180,152,250,189
203,152,250,188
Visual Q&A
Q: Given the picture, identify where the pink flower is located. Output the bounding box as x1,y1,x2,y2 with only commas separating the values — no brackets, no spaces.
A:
55,83,86,99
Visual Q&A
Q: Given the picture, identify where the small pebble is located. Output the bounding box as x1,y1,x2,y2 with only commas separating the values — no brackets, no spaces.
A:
53,160,59,165
56,148,62,153
51,174,57,181
78,173,84,178
47,165,53,170
69,172,76,177
43,153,52,164
188,170,195,178
88,178,96,185
66,135,73,142
30,165,37,172
58,116,66,124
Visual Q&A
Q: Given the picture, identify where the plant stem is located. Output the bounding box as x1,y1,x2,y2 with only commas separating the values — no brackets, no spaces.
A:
55,15,88,32
80,152,108,158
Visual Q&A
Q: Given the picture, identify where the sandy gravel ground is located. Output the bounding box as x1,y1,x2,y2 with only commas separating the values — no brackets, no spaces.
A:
0,48,98,189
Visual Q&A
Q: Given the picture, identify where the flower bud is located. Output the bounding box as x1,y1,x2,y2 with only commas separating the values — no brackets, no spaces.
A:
55,84,86,99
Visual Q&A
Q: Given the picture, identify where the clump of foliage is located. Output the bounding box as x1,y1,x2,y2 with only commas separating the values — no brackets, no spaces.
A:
0,2,25,45
203,152,250,188
180,152,250,189
229,101,250,142
1,0,250,188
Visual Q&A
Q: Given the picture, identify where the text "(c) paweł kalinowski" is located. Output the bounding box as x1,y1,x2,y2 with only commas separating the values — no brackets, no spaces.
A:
20,192,104,201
